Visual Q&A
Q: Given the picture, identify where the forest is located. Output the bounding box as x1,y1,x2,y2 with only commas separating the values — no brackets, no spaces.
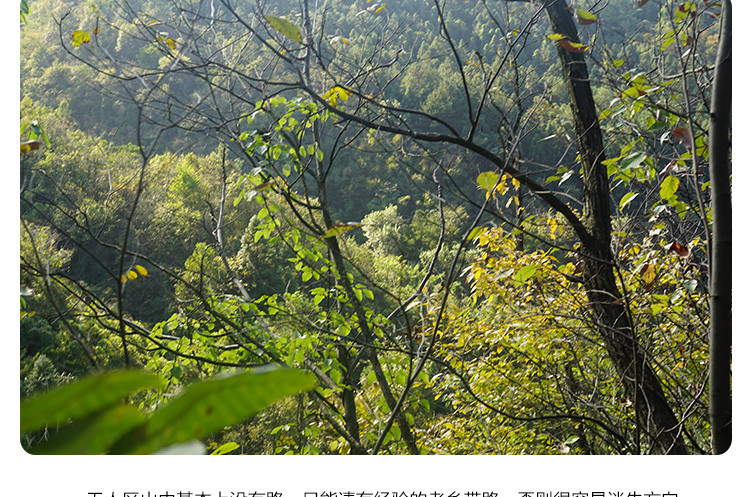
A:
19,0,731,455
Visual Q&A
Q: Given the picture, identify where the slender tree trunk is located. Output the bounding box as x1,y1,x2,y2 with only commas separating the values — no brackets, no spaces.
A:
337,344,367,454
301,0,366,454
515,182,525,251
708,0,732,455
543,0,687,454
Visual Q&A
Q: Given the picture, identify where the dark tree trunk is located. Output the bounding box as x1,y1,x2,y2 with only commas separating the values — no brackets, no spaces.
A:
515,183,525,252
337,344,367,454
708,0,732,455
543,0,687,454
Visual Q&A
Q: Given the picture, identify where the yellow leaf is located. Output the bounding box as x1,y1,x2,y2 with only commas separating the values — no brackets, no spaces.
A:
165,38,176,50
547,218,559,240
375,3,385,13
557,40,590,53
322,223,363,239
127,270,138,280
120,274,128,283
641,264,657,287
135,265,148,276
467,227,485,241
20,140,42,154
575,9,598,25
254,180,276,191
71,30,91,47
331,36,350,46
322,86,350,107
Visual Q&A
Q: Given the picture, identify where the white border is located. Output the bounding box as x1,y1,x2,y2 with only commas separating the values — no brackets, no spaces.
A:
4,1,745,495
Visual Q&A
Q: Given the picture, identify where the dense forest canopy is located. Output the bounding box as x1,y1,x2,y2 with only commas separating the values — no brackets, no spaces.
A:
20,0,730,455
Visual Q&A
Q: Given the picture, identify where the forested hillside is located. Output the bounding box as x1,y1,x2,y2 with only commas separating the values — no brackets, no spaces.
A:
20,0,730,455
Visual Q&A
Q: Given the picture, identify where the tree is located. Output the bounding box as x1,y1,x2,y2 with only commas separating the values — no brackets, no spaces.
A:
530,0,687,454
708,0,731,455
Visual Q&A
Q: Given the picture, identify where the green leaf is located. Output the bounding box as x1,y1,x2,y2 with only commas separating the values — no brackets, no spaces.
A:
22,120,51,148
271,145,282,160
467,227,485,241
514,264,540,285
619,192,639,212
650,303,665,315
661,31,676,51
648,121,669,131
621,87,644,100
21,370,164,433
660,176,680,201
170,365,183,379
621,152,647,170
265,15,303,43
113,367,316,454
322,223,363,238
28,405,145,455
313,293,325,307
675,2,697,22
477,171,500,191
210,441,240,455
